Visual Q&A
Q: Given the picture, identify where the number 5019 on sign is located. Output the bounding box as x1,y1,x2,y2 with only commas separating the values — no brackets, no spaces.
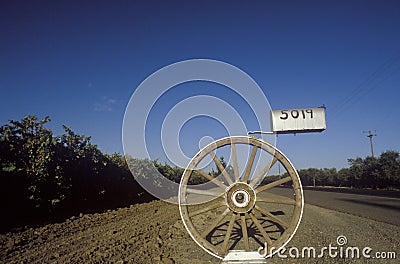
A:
271,107,326,134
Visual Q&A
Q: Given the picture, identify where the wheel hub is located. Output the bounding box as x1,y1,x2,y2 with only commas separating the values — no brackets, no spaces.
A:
226,182,256,213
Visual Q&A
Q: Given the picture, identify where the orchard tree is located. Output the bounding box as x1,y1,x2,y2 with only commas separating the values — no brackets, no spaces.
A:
0,115,67,210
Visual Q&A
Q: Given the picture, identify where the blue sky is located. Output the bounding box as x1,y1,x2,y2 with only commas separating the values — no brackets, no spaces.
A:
1,0,399,169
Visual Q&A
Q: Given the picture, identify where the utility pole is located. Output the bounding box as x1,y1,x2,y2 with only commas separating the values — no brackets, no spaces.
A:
363,130,377,158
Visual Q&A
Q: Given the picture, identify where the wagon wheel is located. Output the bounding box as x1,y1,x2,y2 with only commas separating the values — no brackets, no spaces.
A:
178,136,303,259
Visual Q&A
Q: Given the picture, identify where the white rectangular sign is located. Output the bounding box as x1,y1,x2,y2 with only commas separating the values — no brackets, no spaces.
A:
271,107,326,134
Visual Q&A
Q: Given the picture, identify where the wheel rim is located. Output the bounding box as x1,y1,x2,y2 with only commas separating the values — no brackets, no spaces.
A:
178,136,303,259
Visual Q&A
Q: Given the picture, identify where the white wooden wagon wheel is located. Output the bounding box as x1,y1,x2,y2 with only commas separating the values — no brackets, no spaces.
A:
178,136,304,260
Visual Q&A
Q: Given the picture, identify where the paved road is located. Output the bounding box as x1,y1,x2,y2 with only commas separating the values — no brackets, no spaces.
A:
268,188,400,226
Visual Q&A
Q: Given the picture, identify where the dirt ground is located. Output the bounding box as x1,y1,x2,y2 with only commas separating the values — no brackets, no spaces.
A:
1,199,399,263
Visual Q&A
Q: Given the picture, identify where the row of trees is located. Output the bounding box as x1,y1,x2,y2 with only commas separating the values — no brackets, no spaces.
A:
296,152,400,189
264,151,400,189
154,152,400,190
0,115,153,231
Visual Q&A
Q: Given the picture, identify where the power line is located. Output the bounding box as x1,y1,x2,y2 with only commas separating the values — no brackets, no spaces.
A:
330,52,400,119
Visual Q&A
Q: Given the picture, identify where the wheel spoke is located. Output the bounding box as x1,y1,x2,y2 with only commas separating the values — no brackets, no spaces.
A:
231,143,240,181
240,213,250,251
255,176,292,194
256,197,296,205
210,151,234,185
201,208,230,238
250,157,278,187
222,212,237,253
243,145,258,183
193,168,227,189
255,205,289,229
189,198,225,217
249,212,272,246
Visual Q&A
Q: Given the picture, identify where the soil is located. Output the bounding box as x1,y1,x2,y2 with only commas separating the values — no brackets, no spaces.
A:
1,200,399,263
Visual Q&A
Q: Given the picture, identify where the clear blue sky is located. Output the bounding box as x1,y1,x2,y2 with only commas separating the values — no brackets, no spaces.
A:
1,0,399,169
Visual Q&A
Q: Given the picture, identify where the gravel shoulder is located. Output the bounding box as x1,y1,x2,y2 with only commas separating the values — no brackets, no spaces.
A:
1,199,399,263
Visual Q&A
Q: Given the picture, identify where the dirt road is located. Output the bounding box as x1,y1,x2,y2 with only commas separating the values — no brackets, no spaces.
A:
1,198,399,263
